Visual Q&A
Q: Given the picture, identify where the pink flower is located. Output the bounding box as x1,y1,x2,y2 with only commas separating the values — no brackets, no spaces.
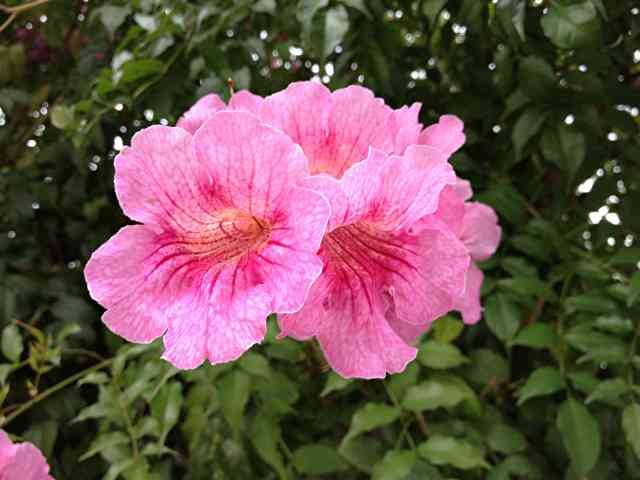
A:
419,116,502,324
85,111,330,369
279,146,470,379
0,430,53,480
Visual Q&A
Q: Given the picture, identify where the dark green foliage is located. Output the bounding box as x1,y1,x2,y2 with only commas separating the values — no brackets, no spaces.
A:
0,0,639,478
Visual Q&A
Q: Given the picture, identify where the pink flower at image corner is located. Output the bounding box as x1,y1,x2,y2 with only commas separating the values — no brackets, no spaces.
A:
0,430,54,480
419,115,502,324
84,110,331,369
278,145,471,379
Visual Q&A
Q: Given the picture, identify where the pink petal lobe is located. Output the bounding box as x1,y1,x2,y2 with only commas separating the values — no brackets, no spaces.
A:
84,225,168,343
177,94,226,134
0,431,53,480
228,90,263,114
114,126,211,227
460,202,502,261
389,219,470,325
193,111,309,219
454,262,484,324
419,114,465,158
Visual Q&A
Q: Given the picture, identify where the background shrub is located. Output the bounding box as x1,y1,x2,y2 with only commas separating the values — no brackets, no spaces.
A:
0,0,639,478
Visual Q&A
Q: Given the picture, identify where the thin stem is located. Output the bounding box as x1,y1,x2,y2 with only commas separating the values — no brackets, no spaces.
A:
0,358,113,427
0,0,48,33
383,381,416,450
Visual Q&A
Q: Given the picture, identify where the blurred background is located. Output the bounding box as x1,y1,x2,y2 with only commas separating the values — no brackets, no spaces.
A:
0,0,639,478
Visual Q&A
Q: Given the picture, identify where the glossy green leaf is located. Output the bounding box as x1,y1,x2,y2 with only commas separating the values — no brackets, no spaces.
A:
556,398,601,475
517,367,564,405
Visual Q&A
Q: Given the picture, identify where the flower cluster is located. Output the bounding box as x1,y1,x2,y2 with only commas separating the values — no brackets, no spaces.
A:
0,430,53,479
85,82,501,379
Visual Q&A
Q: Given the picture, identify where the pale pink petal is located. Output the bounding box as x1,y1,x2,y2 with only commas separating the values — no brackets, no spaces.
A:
0,432,52,480
460,202,502,261
260,81,333,172
389,218,470,325
253,187,329,313
433,186,466,237
317,297,417,379
228,90,263,114
339,145,455,231
193,111,309,219
177,94,225,134
0,430,16,467
418,114,465,158
387,102,423,154
114,126,212,228
451,177,473,201
454,262,484,324
85,225,169,343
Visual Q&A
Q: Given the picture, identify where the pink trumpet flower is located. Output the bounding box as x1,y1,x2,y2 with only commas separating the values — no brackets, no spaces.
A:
0,430,54,480
419,115,502,323
279,146,470,379
85,111,330,369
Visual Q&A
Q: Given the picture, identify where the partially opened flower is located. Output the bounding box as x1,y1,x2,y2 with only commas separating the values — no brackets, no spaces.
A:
279,145,470,378
85,111,330,368
0,430,53,480
419,115,502,323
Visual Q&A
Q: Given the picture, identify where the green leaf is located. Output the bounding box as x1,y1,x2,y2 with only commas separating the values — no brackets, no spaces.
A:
253,0,277,13
50,105,74,129
402,374,475,412
622,403,640,459
432,315,464,343
1,325,22,362
484,294,521,343
79,432,130,461
463,349,510,386
119,59,164,85
594,315,633,335
418,435,489,470
518,56,555,101
342,402,400,445
422,0,448,26
218,370,251,432
512,323,558,349
565,295,618,314
540,124,586,182
293,444,348,475
94,5,131,36
239,352,272,378
496,0,526,43
387,362,420,402
541,1,601,49
321,371,352,397
418,341,468,369
487,424,527,454
339,436,383,474
556,398,601,475
150,382,183,442
586,378,629,405
250,414,288,480
512,107,548,162
324,6,349,59
516,367,564,405
133,13,157,32
372,450,417,480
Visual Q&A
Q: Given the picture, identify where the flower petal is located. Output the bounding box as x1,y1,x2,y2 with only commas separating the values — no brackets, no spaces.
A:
387,218,470,325
114,126,213,228
454,262,484,324
339,145,456,231
419,114,465,158
177,94,226,134
193,111,309,220
317,299,417,379
460,202,502,261
253,186,329,313
228,90,263,114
